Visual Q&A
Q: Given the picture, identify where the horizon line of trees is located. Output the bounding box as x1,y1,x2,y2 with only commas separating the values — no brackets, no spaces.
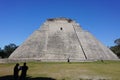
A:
0,43,18,58
0,38,120,59
110,38,120,58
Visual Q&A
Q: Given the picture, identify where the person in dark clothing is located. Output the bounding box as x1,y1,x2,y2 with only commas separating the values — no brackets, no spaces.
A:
20,62,28,80
13,63,20,80
67,58,70,63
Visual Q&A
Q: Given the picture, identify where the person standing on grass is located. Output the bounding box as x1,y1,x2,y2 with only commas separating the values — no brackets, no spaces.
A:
20,62,28,80
13,63,20,80
67,58,70,63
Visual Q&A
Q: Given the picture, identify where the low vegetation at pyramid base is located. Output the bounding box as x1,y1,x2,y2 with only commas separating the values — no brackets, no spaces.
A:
0,61,120,80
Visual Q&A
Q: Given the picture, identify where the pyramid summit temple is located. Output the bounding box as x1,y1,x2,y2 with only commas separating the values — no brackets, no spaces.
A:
9,18,118,62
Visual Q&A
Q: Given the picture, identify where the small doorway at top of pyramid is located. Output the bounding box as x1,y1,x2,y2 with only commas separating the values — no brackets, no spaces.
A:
60,27,63,30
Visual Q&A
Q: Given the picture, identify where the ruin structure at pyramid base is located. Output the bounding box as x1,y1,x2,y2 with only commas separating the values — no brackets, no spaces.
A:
9,18,118,62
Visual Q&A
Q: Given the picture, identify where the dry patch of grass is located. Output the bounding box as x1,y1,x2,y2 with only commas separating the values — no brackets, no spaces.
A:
0,61,120,80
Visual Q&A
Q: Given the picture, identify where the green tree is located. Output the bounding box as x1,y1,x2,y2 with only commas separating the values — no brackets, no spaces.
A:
110,38,120,58
0,47,5,58
3,43,18,58
110,46,120,58
114,38,120,45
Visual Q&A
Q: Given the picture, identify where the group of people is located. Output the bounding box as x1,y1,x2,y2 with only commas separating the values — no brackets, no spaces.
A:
14,62,28,80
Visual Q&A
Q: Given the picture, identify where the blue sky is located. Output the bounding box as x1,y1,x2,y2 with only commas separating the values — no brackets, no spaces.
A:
0,0,120,48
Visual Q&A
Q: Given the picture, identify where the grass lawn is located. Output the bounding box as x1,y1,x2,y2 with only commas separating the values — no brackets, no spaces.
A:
0,60,120,80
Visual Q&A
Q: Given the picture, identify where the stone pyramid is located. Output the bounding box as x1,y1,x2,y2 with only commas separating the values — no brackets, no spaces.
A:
9,18,118,61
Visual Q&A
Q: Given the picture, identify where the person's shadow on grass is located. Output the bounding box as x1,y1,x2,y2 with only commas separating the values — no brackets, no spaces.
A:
0,75,13,80
28,77,56,80
0,75,56,80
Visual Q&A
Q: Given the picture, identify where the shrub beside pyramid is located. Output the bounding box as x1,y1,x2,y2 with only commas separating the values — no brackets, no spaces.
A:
9,18,118,61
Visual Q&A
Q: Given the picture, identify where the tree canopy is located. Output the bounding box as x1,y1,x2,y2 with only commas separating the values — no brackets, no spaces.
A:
0,43,18,58
114,38,120,45
110,38,120,58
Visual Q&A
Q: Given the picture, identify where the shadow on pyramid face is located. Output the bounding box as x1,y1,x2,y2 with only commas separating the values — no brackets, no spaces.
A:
0,75,56,80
